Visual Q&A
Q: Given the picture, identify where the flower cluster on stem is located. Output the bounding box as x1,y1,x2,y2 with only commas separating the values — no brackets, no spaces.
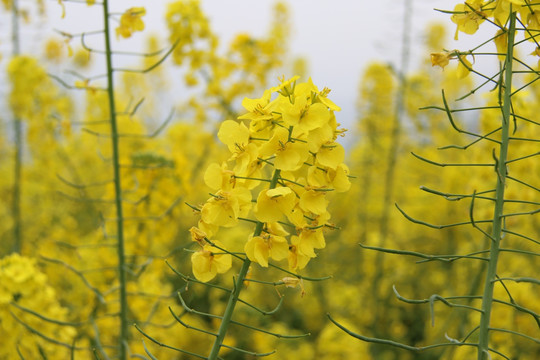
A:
190,76,350,281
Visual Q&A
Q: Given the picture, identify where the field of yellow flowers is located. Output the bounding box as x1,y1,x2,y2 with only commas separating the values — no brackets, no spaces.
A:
1,1,538,359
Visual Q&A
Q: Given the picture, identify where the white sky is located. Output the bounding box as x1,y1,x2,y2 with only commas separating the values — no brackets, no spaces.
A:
2,0,471,129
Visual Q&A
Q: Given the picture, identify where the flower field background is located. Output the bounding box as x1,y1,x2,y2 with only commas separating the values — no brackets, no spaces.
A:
0,1,538,359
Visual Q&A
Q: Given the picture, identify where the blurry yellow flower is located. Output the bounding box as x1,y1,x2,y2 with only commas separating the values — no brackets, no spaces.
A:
44,38,63,63
191,241,232,282
430,51,452,68
494,29,508,60
74,79,98,94
116,7,146,39
72,48,92,68
184,72,199,86
245,234,289,267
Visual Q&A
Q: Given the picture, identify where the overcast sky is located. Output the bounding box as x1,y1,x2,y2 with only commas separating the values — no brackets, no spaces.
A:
2,0,467,130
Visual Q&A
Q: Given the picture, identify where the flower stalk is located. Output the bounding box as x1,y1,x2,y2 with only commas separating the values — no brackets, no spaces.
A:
207,169,281,359
477,10,516,360
102,1,129,358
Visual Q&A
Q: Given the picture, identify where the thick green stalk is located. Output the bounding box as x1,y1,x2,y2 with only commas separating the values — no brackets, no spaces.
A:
102,1,129,358
207,169,281,359
11,0,22,254
476,12,515,360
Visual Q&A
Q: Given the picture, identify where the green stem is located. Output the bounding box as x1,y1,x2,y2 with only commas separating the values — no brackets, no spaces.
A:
102,1,128,358
477,11,515,360
207,169,281,360
11,0,22,254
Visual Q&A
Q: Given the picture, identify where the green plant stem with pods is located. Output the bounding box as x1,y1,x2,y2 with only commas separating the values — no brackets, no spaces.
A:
477,10,516,360
102,1,129,358
329,3,539,360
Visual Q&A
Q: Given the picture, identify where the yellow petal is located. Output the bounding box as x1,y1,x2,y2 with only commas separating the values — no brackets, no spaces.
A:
316,142,345,170
218,120,250,152
299,189,328,215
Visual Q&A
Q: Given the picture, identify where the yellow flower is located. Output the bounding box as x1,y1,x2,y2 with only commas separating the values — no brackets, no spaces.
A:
189,226,208,246
116,7,146,39
316,87,341,111
299,188,329,215
201,188,252,227
239,90,275,123
297,227,326,258
307,166,329,188
72,48,92,68
288,236,311,271
204,162,235,191
245,234,289,267
217,120,250,153
451,2,486,40
44,38,63,63
259,126,309,171
494,29,508,60
191,241,232,282
327,164,351,193
307,122,334,152
287,205,307,227
493,0,526,27
74,79,99,94
254,186,297,223
278,95,330,134
316,142,345,170
430,51,452,68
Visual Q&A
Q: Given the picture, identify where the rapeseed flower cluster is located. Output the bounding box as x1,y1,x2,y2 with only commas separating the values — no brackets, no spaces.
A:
431,1,540,76
190,76,350,281
0,254,75,358
116,7,146,39
450,0,531,40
